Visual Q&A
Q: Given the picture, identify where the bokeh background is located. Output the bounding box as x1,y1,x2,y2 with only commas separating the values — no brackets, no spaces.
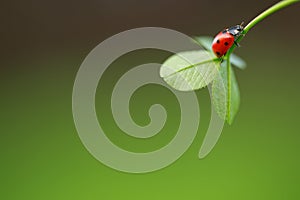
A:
2,0,300,199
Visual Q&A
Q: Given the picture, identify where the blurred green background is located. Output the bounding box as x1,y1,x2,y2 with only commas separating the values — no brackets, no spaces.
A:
1,0,300,199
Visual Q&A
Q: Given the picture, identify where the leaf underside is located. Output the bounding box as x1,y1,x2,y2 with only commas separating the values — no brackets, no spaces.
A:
212,61,240,124
160,35,243,124
160,50,220,91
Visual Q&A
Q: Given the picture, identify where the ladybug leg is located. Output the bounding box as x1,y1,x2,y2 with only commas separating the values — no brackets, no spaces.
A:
234,41,240,47
220,57,224,63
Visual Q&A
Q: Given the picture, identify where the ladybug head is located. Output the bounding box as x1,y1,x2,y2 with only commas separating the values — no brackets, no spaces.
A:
235,25,244,32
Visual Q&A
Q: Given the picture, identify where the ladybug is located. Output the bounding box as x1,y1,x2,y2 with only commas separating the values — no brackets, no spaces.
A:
212,24,244,57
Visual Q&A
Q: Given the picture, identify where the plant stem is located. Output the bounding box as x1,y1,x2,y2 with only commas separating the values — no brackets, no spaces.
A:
244,0,299,34
226,0,299,56
224,0,298,122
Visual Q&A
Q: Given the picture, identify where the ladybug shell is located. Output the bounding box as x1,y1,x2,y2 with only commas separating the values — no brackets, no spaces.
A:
212,32,235,57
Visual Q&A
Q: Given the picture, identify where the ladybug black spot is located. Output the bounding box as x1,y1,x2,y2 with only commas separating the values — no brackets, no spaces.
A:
224,42,229,46
216,52,220,56
217,40,220,44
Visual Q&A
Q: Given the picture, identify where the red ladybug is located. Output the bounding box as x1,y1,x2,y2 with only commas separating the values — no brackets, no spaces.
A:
212,24,244,57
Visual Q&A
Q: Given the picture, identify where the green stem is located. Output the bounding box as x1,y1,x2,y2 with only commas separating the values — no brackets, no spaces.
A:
226,0,299,56
224,0,298,121
244,0,299,34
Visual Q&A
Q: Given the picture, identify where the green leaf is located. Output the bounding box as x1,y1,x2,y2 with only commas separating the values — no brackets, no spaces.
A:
212,60,240,124
227,62,240,124
211,62,227,120
160,50,220,91
193,36,247,70
230,53,247,70
193,36,213,51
